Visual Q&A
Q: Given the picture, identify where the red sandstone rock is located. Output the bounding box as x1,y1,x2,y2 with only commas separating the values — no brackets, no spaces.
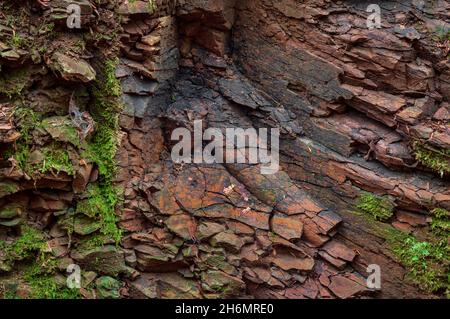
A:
271,214,303,241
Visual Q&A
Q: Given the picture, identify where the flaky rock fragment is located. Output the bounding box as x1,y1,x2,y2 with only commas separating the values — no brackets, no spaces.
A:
50,52,96,83
71,246,127,277
270,214,303,241
328,275,367,299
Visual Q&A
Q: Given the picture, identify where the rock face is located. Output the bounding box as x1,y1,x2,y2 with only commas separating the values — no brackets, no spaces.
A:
0,0,449,299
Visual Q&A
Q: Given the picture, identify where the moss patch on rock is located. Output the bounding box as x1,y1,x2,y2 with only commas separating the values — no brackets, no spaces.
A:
77,59,123,244
0,68,30,98
23,262,81,299
352,201,449,296
412,141,450,177
392,236,449,296
0,225,45,271
430,208,450,238
356,192,395,221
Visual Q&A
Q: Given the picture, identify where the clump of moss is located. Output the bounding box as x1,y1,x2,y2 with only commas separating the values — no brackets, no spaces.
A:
0,181,20,198
1,227,80,299
40,146,74,176
76,184,122,243
2,225,45,265
23,262,81,299
354,200,450,296
104,58,122,98
393,236,449,295
8,32,23,48
79,233,110,250
147,0,157,11
83,124,118,182
0,68,30,98
356,192,395,221
127,0,157,12
431,208,450,238
9,143,74,178
40,116,83,148
13,106,43,142
7,107,75,177
433,26,450,42
79,59,123,244
412,141,450,178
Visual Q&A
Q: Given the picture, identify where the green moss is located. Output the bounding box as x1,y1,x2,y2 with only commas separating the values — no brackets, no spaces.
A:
13,106,43,142
392,236,449,294
79,234,109,250
147,0,157,11
8,32,23,48
431,208,450,238
82,124,118,182
23,263,81,299
76,184,122,244
2,225,45,265
0,181,20,198
351,206,449,295
6,59,123,245
104,58,121,98
127,0,157,12
41,116,82,147
433,26,450,42
40,146,75,176
356,192,394,221
78,59,123,244
82,60,121,179
3,289,20,299
8,108,75,177
0,68,30,98
1,227,80,299
412,141,450,177
95,276,121,299
9,143,74,178
38,22,55,35
5,107,41,176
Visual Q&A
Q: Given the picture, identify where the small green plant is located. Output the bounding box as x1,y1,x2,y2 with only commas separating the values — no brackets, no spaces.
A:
413,141,450,177
37,22,55,35
9,32,22,48
356,192,394,221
